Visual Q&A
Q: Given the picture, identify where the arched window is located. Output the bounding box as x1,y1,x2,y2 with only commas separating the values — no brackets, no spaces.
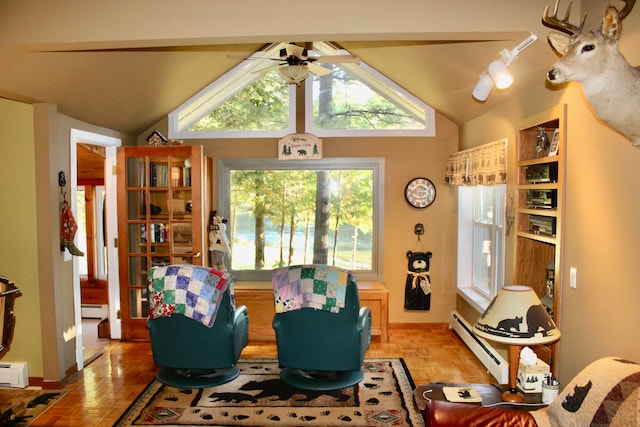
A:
169,42,435,139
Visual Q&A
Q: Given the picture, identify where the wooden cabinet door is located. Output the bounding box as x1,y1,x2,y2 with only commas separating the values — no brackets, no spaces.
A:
117,145,205,340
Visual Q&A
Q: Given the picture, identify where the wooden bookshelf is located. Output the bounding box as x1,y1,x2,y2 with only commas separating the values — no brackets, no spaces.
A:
116,145,209,340
514,105,566,376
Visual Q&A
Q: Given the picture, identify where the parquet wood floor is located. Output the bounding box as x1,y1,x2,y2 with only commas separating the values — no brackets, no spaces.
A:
32,323,493,426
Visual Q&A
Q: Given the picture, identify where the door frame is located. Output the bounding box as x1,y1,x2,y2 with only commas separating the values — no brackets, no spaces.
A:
69,129,121,370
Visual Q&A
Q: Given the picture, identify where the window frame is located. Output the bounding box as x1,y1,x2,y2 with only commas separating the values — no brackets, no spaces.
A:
168,42,436,139
217,157,385,282
168,43,297,140
305,43,435,137
456,184,506,311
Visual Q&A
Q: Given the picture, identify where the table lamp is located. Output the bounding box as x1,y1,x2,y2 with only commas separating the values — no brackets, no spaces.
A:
472,285,560,402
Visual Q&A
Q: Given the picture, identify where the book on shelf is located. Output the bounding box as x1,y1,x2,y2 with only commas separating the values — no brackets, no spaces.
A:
150,162,169,187
442,386,482,403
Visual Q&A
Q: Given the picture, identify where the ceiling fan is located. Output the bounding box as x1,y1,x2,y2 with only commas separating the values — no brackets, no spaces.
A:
246,43,361,85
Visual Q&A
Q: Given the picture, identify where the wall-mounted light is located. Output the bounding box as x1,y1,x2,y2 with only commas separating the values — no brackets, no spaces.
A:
472,33,537,102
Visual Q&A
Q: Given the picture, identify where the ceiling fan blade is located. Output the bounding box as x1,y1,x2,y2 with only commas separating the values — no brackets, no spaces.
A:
308,63,333,76
252,63,283,74
284,43,306,58
311,55,361,64
227,54,283,62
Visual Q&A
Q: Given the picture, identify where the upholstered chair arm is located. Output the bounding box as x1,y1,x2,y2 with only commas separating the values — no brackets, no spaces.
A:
358,306,372,357
231,305,249,360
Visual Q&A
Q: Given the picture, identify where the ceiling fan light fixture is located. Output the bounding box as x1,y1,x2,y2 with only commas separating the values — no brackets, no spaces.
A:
278,64,310,85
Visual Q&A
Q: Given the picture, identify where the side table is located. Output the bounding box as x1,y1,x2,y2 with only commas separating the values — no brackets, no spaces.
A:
414,381,547,412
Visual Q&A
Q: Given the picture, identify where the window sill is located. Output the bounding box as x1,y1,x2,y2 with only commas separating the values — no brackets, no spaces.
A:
457,287,492,314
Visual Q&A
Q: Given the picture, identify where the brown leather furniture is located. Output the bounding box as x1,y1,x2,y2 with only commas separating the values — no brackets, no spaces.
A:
423,399,537,427
415,382,539,427
416,357,640,427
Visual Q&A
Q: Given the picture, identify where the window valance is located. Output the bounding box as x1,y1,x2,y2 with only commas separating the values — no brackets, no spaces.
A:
445,138,507,186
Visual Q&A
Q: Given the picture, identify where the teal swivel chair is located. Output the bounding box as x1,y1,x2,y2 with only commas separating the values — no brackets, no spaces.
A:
147,286,248,388
272,267,372,390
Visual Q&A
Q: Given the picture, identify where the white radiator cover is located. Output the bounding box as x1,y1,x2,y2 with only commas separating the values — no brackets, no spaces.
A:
81,304,109,319
450,311,509,384
0,362,28,388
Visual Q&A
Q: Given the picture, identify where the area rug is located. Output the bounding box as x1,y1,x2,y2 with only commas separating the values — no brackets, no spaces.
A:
0,388,68,426
115,358,424,426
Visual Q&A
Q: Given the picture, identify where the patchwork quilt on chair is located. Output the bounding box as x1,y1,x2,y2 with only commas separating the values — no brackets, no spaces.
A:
272,264,349,313
148,265,233,327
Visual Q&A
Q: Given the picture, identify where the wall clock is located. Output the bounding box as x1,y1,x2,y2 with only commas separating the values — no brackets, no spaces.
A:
404,177,436,209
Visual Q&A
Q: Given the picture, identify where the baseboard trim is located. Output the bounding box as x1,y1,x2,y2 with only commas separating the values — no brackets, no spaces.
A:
27,362,77,389
449,311,509,384
29,377,64,389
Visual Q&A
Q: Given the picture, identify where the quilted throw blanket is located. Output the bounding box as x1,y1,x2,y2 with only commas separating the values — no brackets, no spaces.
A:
272,265,349,314
531,357,640,427
148,265,232,327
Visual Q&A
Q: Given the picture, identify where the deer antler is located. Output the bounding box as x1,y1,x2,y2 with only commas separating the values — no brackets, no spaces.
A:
617,0,636,19
542,0,586,36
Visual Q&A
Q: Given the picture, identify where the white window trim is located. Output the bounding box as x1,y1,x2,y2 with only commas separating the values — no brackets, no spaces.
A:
458,286,494,314
217,157,385,282
305,43,435,138
168,43,296,140
168,42,436,139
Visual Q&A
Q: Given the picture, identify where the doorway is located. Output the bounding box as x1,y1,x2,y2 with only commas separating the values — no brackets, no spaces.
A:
70,129,121,370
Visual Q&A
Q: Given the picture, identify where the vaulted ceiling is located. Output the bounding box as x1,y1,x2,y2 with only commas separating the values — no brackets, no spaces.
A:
0,0,582,137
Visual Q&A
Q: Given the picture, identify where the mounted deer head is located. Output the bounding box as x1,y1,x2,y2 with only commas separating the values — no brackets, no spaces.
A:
543,0,640,146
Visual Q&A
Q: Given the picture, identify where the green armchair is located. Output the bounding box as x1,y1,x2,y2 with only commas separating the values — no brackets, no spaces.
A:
147,284,248,389
271,265,372,390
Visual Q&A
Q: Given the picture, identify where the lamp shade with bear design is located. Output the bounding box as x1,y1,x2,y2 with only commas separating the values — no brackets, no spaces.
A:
472,285,561,402
473,285,560,345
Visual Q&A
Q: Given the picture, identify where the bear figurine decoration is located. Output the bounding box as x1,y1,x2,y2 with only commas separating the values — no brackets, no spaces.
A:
404,250,432,310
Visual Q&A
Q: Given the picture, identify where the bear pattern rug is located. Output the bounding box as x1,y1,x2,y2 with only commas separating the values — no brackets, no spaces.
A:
115,358,424,426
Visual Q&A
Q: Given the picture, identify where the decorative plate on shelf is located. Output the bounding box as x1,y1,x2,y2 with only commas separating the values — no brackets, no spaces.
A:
404,177,436,209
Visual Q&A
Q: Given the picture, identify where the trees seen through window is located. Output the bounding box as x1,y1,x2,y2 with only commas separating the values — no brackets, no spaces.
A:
219,158,384,281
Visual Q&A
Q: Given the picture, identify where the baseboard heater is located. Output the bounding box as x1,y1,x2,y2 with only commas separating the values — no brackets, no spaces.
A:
0,362,28,388
81,304,108,319
450,311,509,384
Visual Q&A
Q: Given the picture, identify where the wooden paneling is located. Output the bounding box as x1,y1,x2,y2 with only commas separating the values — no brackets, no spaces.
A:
77,144,105,183
358,281,389,342
80,280,109,305
513,237,555,297
234,290,276,341
235,282,389,342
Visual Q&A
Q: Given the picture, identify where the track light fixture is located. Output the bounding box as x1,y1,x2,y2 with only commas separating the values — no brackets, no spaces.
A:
488,60,513,89
472,33,538,102
472,73,494,102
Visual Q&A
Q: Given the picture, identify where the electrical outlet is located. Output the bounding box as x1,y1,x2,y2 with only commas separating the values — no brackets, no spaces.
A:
570,267,577,289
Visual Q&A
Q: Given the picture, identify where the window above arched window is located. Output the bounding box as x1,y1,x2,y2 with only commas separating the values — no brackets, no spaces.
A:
168,42,435,139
